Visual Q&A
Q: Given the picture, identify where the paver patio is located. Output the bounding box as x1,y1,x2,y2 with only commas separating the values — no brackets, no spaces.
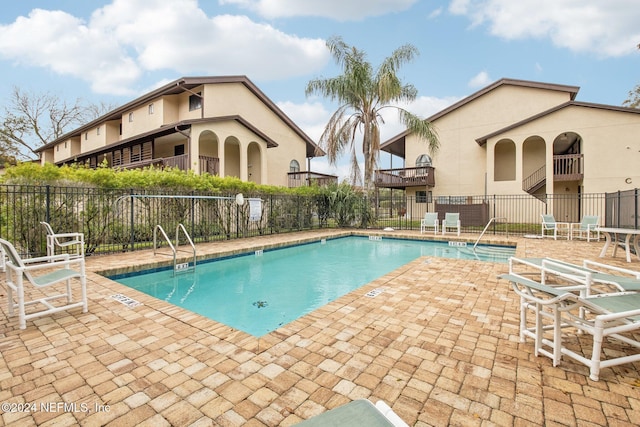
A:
1,230,639,426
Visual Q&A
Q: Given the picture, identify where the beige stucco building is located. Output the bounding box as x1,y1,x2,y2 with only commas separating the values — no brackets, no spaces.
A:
378,78,640,223
36,76,336,188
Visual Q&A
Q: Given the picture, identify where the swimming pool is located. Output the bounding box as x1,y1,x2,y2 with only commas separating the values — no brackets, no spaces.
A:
111,236,514,336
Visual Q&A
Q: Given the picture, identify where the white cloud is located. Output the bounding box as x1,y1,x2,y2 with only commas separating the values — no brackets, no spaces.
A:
448,0,640,57
468,71,492,88
428,7,444,19
0,9,142,95
0,0,329,95
219,0,417,21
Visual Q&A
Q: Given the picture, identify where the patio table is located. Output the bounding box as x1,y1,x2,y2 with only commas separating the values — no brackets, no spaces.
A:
596,227,640,262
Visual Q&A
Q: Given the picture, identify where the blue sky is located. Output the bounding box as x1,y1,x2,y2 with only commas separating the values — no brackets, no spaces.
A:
0,0,638,179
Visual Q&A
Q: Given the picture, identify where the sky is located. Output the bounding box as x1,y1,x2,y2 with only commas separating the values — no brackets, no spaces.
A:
0,0,638,180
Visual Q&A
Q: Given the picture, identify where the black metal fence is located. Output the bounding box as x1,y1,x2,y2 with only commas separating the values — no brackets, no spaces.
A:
0,184,635,258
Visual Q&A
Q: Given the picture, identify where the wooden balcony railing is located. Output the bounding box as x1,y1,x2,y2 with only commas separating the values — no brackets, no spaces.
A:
553,153,583,181
288,171,338,188
374,166,435,189
117,154,219,175
523,153,584,194
197,155,219,176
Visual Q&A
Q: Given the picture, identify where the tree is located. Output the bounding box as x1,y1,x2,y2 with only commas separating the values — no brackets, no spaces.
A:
0,87,111,160
306,36,439,190
623,85,640,109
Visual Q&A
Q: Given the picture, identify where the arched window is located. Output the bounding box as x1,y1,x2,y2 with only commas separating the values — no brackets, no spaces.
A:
416,154,432,167
289,159,300,173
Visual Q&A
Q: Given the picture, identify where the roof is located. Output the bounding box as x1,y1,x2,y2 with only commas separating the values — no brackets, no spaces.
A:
38,76,324,158
380,78,581,157
475,101,640,146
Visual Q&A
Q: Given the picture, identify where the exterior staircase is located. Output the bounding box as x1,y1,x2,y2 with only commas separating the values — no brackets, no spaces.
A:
523,154,584,200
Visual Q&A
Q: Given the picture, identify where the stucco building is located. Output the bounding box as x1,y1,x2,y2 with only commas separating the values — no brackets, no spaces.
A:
377,78,640,223
36,76,336,188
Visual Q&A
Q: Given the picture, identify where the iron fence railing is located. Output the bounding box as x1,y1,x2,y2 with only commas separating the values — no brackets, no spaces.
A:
0,184,633,258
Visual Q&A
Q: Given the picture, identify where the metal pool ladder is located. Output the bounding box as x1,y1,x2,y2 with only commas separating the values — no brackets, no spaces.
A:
473,217,508,251
153,223,197,274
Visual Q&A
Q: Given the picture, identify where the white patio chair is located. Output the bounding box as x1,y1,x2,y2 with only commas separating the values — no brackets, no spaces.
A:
0,238,87,329
500,269,640,381
570,215,600,242
541,214,570,240
41,221,85,258
295,399,409,426
442,213,460,236
420,212,438,234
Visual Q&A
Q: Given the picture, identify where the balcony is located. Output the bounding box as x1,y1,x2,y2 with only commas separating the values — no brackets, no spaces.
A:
117,155,219,176
288,171,338,188
523,153,584,195
374,166,435,189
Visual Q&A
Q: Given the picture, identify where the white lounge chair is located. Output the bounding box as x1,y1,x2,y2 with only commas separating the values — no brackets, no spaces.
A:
570,215,600,241
41,221,85,258
0,238,87,329
541,214,570,240
420,212,438,234
509,256,640,294
442,213,460,236
499,269,640,381
295,399,409,426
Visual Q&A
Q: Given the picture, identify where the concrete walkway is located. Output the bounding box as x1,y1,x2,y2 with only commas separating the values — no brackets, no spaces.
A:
0,230,639,426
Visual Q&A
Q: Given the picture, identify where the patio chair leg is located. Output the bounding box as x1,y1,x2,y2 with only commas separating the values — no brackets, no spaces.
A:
590,322,605,381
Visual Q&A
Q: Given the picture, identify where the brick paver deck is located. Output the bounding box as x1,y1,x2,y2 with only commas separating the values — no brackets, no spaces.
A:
1,230,639,426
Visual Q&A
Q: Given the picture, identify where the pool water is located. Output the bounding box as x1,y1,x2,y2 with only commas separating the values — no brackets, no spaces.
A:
111,236,514,336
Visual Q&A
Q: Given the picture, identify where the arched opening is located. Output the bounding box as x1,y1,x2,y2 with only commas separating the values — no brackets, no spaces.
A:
552,131,583,180
522,136,546,193
494,139,516,181
198,130,219,175
247,141,262,184
224,136,241,178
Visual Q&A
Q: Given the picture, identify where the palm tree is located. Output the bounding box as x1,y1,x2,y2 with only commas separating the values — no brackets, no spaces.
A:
306,36,439,191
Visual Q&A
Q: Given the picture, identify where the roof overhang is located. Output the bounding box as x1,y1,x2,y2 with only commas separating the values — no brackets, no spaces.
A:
38,75,325,159
475,101,640,146
381,78,581,156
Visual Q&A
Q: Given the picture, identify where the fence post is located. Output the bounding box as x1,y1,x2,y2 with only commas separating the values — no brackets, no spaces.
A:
191,191,196,239
129,189,135,251
45,185,51,223
633,188,638,229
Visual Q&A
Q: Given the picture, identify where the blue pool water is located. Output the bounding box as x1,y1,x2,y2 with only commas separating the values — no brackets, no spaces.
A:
111,236,514,336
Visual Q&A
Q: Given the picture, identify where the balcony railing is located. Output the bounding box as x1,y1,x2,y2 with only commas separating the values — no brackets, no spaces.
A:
523,153,584,193
118,154,219,175
288,171,338,188
374,166,435,189
553,153,583,181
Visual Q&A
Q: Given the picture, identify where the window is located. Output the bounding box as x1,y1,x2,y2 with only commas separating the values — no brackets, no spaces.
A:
64,141,67,148
128,112,134,122
189,92,202,111
436,196,467,205
416,154,432,167
289,159,300,173
416,191,432,203
96,126,100,135
174,145,185,156
84,132,88,140
148,103,154,114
